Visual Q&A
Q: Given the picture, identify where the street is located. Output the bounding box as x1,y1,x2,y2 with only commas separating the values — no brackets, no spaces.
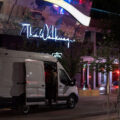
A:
0,94,118,120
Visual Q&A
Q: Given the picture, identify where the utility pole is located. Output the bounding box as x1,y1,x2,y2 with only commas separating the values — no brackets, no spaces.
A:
91,31,96,56
91,31,96,89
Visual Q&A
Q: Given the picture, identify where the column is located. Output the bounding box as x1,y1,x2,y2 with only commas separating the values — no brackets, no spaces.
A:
98,72,102,86
93,69,96,89
104,72,107,84
82,66,85,85
91,31,96,89
109,71,112,92
82,64,86,90
87,64,90,87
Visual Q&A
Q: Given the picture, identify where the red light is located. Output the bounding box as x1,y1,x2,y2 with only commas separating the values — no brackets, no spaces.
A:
89,75,92,79
115,86,119,89
89,1,92,6
116,70,120,74
83,68,85,71
79,0,83,4
101,68,104,71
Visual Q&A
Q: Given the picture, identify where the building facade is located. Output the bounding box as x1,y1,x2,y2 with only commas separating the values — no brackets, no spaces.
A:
0,0,117,92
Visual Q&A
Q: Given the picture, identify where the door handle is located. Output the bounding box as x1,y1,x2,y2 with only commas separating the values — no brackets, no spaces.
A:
41,85,45,87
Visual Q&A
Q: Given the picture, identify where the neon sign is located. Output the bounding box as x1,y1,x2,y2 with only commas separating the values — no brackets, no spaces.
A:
52,52,62,58
43,0,91,26
20,23,75,48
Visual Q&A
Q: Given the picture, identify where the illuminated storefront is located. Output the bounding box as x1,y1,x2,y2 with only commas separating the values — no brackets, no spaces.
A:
76,56,119,90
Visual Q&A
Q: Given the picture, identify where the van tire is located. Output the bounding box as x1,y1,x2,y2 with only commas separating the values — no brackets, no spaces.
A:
67,95,76,109
18,105,30,114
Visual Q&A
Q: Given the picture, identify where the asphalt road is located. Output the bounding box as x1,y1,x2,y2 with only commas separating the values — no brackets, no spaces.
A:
0,95,118,120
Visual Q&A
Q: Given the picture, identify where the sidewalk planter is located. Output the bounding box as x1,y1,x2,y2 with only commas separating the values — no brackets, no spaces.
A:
78,90,100,96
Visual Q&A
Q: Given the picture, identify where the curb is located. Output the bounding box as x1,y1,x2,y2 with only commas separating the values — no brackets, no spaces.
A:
58,110,117,120
77,110,116,118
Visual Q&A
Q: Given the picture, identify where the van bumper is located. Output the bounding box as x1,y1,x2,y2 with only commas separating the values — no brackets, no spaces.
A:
0,97,12,108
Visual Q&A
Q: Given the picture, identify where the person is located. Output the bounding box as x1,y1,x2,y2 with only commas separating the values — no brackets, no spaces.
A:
45,65,58,105
52,68,58,102
45,65,53,105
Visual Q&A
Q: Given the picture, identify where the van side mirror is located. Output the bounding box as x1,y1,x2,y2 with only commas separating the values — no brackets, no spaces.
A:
70,78,76,86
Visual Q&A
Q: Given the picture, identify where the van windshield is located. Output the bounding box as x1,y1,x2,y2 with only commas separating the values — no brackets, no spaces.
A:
59,69,71,85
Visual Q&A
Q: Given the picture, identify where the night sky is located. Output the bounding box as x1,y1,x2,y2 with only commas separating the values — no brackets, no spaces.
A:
91,0,120,18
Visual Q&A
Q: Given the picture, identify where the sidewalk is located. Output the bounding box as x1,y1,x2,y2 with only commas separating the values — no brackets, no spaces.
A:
75,114,117,120
74,93,118,119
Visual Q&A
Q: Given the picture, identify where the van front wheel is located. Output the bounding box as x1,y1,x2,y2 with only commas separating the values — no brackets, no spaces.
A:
18,105,30,114
67,96,76,109
23,105,30,114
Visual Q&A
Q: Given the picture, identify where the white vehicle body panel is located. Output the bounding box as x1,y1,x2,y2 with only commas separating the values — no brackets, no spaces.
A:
25,60,45,98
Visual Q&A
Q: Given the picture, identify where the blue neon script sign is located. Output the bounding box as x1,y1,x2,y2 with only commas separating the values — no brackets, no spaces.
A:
20,23,75,48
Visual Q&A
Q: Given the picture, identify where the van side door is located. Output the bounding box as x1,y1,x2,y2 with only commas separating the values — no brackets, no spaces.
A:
25,60,45,105
58,69,71,98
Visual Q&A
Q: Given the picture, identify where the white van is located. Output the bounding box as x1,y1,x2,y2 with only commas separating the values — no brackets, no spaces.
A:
0,48,78,114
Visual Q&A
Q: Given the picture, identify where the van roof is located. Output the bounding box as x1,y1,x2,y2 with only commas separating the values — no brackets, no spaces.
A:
0,48,57,62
